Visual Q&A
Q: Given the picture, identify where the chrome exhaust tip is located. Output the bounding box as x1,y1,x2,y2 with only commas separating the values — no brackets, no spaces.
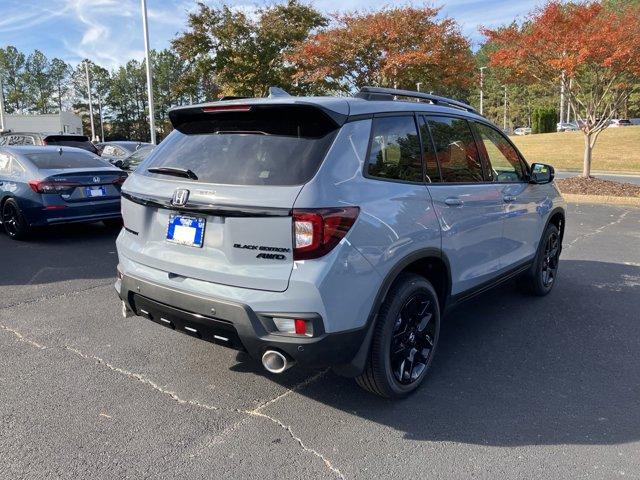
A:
261,350,294,374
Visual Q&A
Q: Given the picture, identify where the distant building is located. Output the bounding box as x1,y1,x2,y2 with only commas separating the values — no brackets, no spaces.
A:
0,111,83,135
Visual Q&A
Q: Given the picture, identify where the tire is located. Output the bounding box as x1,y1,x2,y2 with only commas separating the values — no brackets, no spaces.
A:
525,224,561,296
2,198,30,240
103,218,123,230
355,273,440,399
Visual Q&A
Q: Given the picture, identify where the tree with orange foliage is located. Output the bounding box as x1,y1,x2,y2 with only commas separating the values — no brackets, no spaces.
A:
482,1,640,177
287,6,474,96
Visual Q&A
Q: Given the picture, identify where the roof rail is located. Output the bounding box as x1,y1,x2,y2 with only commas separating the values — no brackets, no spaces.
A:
354,86,479,115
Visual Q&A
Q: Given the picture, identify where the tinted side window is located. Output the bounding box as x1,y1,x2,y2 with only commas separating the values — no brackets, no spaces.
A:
366,116,423,183
418,116,441,182
474,122,525,182
426,116,483,183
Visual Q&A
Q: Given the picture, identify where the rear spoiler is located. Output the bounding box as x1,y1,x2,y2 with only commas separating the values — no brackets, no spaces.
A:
168,102,348,134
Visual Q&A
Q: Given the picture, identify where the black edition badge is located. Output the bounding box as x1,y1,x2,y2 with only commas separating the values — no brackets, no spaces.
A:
234,243,290,260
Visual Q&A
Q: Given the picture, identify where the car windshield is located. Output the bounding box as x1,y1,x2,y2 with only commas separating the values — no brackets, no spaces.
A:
25,151,111,169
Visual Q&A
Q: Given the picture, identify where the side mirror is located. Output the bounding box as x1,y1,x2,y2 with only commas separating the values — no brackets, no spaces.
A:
530,163,554,184
114,160,124,169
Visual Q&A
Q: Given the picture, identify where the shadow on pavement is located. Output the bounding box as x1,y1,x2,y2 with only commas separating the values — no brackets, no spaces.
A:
247,259,640,447
0,222,120,286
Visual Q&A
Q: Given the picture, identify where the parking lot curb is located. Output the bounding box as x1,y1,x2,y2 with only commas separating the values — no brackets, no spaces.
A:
562,193,640,206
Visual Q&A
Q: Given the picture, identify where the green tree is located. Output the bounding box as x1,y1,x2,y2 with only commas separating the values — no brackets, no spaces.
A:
150,49,190,138
0,46,27,113
172,0,326,97
108,60,148,140
50,58,72,113
25,50,55,114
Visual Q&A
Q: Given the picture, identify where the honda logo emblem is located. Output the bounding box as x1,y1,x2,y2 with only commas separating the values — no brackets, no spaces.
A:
171,189,189,206
93,176,101,183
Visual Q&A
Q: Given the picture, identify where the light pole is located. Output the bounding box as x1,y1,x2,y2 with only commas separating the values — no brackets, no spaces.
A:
503,85,508,132
98,95,105,142
559,71,565,124
416,82,422,92
0,76,5,131
479,66,487,115
84,61,96,141
141,0,156,144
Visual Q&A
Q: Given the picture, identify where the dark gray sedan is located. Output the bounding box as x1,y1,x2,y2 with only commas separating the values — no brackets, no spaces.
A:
0,146,127,240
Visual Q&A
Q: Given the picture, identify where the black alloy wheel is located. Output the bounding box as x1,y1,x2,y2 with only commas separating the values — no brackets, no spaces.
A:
356,273,441,398
2,199,29,240
390,293,437,385
541,229,560,288
525,223,561,296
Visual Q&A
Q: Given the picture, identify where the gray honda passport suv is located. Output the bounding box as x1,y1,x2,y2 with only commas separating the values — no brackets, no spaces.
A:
115,87,565,398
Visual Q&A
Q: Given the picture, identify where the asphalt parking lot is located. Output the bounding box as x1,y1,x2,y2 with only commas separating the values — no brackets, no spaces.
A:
1,203,639,479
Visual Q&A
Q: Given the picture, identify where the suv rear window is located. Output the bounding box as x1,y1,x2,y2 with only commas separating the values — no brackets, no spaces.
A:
25,151,110,169
145,105,339,186
44,135,98,154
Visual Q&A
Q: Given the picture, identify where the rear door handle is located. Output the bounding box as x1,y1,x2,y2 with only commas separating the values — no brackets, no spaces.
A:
503,195,516,203
444,197,463,207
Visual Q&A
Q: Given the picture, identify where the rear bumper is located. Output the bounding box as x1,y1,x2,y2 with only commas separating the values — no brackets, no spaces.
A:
24,200,121,226
115,272,367,369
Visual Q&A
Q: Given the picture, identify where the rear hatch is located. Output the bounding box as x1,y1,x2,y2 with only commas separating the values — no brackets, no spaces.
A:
120,103,343,292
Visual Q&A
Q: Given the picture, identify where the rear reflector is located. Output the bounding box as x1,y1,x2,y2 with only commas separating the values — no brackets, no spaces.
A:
294,319,307,335
293,207,359,260
272,317,312,336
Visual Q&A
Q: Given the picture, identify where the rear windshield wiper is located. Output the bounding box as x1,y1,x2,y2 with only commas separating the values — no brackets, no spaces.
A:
147,167,198,180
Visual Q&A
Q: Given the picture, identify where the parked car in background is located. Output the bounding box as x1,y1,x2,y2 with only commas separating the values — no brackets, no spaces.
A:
96,141,152,166
0,132,99,154
0,146,127,240
115,86,565,399
513,127,532,135
630,118,640,125
609,119,631,127
120,144,155,171
556,122,579,132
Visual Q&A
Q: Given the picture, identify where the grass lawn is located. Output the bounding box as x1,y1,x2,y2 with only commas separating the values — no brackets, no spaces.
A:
510,125,640,172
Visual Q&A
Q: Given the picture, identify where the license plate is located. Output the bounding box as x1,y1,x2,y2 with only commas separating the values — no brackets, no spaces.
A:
85,186,106,197
166,214,205,248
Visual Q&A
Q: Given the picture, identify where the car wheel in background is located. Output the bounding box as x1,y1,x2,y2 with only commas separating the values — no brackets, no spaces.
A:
2,198,30,240
356,273,440,398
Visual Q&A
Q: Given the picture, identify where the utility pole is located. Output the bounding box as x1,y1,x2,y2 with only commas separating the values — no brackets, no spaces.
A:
559,71,565,124
479,66,487,115
0,76,5,131
98,95,105,142
503,85,508,132
141,0,156,144
84,61,96,141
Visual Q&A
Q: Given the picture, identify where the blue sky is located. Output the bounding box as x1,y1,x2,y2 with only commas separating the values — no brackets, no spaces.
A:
0,0,541,70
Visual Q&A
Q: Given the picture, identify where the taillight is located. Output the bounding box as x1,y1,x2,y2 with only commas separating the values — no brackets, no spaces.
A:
28,180,79,194
292,207,359,260
113,173,128,187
